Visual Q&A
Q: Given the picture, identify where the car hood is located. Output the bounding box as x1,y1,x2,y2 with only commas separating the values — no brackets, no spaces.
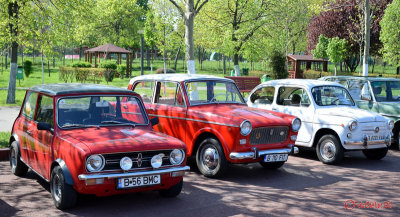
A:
188,104,292,127
60,127,185,154
317,106,387,123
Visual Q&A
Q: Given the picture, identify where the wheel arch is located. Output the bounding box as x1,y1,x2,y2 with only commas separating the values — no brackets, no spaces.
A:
190,128,229,158
51,159,75,185
312,128,341,148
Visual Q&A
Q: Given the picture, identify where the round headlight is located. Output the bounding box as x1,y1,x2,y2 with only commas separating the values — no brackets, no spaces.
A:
170,149,185,165
291,118,301,132
388,120,395,130
240,120,252,136
86,154,105,172
151,155,163,168
348,121,358,131
120,156,133,171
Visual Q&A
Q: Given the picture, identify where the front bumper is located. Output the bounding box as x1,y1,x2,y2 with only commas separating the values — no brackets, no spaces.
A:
78,166,190,180
344,138,390,150
229,144,298,160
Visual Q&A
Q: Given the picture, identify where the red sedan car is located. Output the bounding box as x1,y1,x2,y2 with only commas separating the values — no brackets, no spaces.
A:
128,74,300,178
9,84,189,209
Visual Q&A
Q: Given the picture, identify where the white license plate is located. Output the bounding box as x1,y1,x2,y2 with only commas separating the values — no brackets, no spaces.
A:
118,175,161,189
264,154,288,162
367,135,385,141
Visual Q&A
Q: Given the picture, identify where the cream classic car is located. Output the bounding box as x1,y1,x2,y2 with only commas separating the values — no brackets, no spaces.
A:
247,79,393,164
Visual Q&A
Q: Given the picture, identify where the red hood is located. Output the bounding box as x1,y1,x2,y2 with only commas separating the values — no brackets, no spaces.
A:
188,104,293,127
59,127,186,154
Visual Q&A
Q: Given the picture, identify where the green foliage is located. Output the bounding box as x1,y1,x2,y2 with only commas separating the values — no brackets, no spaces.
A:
59,67,102,83
380,0,400,67
23,60,33,77
103,69,115,84
0,132,10,148
326,37,347,64
303,70,332,79
312,35,329,59
117,65,127,74
99,61,117,70
72,62,92,68
270,51,288,79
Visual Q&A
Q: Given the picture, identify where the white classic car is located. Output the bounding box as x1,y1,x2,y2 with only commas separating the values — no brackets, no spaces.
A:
247,79,394,164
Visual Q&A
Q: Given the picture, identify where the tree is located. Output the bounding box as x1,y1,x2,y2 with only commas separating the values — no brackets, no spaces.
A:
380,0,400,74
312,35,330,59
327,37,347,75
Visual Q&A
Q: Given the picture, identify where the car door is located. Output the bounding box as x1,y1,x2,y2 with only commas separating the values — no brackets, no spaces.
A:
272,86,314,143
34,94,54,178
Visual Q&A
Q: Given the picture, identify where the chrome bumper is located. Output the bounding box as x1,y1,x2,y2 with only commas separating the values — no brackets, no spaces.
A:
78,166,190,180
344,139,391,147
229,145,298,160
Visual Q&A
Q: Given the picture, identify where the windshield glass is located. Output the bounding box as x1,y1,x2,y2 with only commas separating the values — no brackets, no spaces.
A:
57,95,148,128
311,86,354,106
371,81,400,102
185,80,244,105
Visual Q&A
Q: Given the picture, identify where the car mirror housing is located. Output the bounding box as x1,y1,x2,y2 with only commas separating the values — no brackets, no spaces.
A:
37,122,54,134
361,94,371,101
150,117,159,126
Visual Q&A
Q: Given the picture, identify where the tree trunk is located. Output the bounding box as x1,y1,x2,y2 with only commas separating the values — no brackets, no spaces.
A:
223,55,226,74
362,0,370,76
79,45,82,61
146,46,150,69
233,52,240,76
397,67,399,75
63,48,66,65
184,6,196,74
173,46,181,71
5,51,8,69
371,57,375,74
6,1,19,104
47,58,50,77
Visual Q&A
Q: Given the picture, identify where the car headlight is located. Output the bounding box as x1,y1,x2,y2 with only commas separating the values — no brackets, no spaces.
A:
240,120,252,136
170,149,185,165
348,120,358,131
388,120,395,130
151,155,163,168
291,118,301,132
86,154,105,172
120,156,133,171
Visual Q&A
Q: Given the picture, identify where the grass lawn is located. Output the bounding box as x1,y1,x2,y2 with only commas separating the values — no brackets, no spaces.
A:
0,132,10,148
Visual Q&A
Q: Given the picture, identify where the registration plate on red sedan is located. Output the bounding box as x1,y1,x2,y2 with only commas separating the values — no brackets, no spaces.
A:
264,154,288,162
117,175,161,189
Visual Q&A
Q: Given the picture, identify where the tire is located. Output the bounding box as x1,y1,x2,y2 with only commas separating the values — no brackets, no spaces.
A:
9,141,28,176
259,161,285,169
196,138,228,178
50,166,77,210
316,135,344,164
362,148,388,160
159,179,183,197
392,127,400,150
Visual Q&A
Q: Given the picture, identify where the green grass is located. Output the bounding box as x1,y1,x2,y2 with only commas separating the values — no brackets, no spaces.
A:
0,132,10,148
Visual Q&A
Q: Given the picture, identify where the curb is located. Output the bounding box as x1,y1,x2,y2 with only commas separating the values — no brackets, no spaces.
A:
0,148,9,161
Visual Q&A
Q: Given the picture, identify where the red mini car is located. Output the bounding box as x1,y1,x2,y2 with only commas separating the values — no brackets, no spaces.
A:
9,84,189,209
128,74,301,178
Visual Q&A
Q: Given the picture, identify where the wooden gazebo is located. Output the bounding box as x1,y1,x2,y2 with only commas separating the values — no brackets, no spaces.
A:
287,54,328,79
85,43,133,77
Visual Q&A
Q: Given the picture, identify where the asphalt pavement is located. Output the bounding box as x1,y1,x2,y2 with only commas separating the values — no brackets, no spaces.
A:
0,106,20,132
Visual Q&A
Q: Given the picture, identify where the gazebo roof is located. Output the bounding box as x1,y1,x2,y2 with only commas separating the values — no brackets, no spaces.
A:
85,43,132,54
287,54,327,62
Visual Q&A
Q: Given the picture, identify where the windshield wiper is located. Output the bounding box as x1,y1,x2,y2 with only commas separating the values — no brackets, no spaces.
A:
62,123,99,128
101,120,136,127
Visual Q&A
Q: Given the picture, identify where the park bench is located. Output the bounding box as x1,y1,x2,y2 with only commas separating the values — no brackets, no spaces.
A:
225,76,261,96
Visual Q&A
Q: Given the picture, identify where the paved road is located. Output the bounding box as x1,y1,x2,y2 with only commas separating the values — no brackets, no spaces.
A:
0,150,399,217
0,106,20,132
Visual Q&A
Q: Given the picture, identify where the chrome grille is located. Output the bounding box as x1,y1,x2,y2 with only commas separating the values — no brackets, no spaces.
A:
249,127,289,145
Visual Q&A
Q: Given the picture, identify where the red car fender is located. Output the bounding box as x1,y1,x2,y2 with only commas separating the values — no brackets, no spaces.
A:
190,127,231,159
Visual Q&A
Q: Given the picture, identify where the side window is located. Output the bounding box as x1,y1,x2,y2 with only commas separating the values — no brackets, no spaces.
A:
22,92,38,120
155,81,185,107
250,86,275,104
133,81,154,103
277,87,310,107
36,95,54,128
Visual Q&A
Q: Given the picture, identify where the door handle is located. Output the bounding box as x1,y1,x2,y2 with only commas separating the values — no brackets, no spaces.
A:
122,105,128,109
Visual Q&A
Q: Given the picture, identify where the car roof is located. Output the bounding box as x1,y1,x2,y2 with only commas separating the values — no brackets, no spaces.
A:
29,83,133,96
129,73,233,84
260,79,343,88
320,76,400,82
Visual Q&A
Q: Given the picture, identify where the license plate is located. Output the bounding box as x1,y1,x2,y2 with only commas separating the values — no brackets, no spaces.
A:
367,135,385,141
264,154,288,162
117,175,161,189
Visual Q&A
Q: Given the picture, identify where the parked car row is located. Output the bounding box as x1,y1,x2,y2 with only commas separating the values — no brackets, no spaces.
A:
8,74,398,210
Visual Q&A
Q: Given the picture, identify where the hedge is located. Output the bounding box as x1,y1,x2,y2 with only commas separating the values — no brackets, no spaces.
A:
59,67,102,83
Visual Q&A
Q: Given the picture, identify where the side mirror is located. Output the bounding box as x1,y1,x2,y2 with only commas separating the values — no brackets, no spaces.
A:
150,117,159,126
37,122,54,135
361,94,371,101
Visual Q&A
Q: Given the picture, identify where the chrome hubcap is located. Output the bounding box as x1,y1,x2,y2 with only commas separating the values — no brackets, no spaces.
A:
320,141,336,160
202,147,219,170
52,174,62,202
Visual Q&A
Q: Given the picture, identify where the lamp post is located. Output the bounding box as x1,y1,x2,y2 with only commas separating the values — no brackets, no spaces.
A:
138,29,144,76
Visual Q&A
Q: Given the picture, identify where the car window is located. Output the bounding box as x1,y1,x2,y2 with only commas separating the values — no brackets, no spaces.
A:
311,86,354,106
155,81,185,107
250,86,274,105
371,81,400,102
133,81,154,103
22,91,38,120
36,95,54,128
345,80,369,100
277,87,310,107
185,81,244,105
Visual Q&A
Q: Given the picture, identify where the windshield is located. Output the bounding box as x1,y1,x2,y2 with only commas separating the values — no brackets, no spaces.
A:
311,86,354,106
371,81,400,102
57,95,148,128
185,80,244,105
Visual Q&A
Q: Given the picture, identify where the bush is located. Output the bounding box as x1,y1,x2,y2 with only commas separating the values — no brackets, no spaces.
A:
116,65,126,78
59,67,102,83
99,61,117,70
72,61,92,68
269,51,288,79
99,61,117,83
303,70,332,79
23,60,33,77
103,69,115,84
155,68,176,74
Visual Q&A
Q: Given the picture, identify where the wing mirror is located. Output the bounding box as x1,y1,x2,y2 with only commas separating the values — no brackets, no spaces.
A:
37,122,54,135
150,117,159,126
361,93,371,101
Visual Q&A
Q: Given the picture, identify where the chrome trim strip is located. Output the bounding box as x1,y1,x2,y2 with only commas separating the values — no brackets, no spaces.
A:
78,166,190,180
344,139,390,146
148,114,239,127
229,148,293,160
20,157,50,182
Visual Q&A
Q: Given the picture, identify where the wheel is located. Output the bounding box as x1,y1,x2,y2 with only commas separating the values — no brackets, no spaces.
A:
362,148,388,160
196,138,228,178
9,141,28,176
50,166,77,210
316,135,344,164
392,127,400,150
159,179,183,197
259,161,285,169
